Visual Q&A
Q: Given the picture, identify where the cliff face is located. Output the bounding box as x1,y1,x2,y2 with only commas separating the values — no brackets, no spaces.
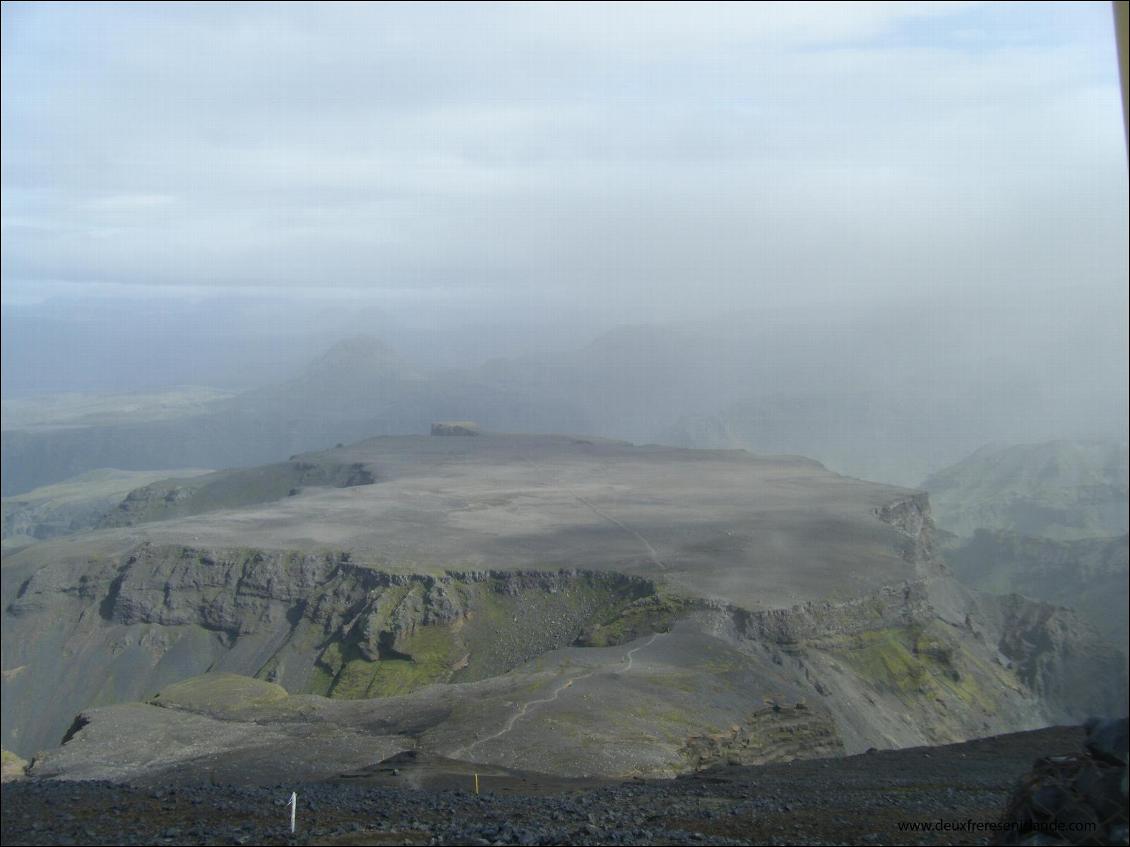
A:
2,544,666,757
3,435,1125,781
943,530,1129,650
5,539,1124,774
874,492,943,570
696,579,1125,754
923,441,1128,679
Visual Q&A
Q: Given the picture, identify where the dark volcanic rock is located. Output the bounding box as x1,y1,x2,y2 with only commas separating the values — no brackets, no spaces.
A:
431,421,481,436
1084,717,1128,767
994,719,1129,846
0,726,1096,847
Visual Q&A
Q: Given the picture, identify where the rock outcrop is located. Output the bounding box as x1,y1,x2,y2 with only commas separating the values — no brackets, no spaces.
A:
943,530,1129,650
431,421,481,436
995,717,1129,845
680,704,844,770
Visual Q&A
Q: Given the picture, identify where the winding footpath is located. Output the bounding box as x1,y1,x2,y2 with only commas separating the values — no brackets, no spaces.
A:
572,493,667,570
458,633,664,756
520,455,668,570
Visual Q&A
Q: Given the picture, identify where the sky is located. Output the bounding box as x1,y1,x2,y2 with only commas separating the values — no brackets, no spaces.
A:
2,1,1126,325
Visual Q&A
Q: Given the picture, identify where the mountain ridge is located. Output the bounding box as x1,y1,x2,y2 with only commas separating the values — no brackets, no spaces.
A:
3,433,1123,779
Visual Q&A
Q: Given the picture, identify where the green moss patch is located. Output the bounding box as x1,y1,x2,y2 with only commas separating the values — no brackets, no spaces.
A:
150,673,289,716
309,624,462,699
2,748,29,781
294,572,691,700
576,589,688,648
827,623,1000,714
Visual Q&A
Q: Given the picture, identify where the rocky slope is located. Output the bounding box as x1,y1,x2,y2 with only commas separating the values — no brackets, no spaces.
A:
0,726,1103,846
922,439,1129,662
2,434,1125,782
943,530,1129,649
8,542,1119,780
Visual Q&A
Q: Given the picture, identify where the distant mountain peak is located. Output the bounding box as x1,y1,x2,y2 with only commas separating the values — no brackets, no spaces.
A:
583,323,688,353
303,335,414,378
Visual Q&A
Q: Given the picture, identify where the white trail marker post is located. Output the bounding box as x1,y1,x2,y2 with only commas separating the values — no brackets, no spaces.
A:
289,791,297,834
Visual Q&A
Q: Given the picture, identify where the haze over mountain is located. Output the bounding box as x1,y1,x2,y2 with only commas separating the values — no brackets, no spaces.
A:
4,2,1125,467
923,440,1129,541
5,304,1128,496
1,334,593,495
921,439,1129,659
2,2,1128,829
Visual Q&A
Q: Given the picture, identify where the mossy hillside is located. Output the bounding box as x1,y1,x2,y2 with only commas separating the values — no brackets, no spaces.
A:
87,542,688,704
576,589,689,648
817,622,1006,717
2,748,28,781
450,573,670,682
149,673,289,718
304,572,684,699
312,624,462,698
364,625,463,696
253,604,335,691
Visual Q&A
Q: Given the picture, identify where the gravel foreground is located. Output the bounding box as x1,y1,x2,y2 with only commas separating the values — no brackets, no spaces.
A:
0,726,1089,846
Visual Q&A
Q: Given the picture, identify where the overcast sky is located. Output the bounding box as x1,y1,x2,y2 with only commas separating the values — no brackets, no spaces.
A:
2,1,1127,325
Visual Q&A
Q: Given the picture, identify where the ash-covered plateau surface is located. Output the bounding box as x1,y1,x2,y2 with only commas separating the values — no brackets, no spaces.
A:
2,433,1125,795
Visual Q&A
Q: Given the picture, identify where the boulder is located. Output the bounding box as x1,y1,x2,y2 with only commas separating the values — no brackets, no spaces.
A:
995,718,1129,845
431,421,480,436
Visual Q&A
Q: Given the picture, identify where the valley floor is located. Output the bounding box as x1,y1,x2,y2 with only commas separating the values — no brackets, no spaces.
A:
0,725,1086,846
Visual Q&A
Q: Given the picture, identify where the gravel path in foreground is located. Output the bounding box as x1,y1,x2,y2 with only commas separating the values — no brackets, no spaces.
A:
0,726,1084,846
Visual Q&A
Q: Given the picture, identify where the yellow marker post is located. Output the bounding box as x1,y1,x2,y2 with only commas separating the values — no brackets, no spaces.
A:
473,772,480,795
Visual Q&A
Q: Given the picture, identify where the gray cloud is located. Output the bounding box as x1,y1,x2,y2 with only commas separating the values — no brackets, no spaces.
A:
1,2,1126,327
